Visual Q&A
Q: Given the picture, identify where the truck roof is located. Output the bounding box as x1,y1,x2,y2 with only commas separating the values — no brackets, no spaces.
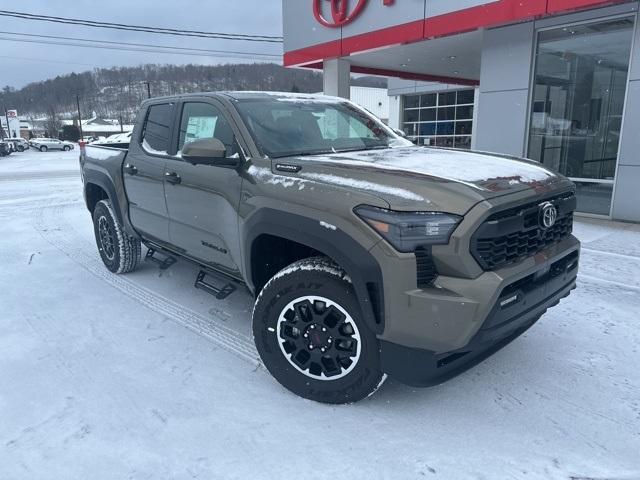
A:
141,91,344,104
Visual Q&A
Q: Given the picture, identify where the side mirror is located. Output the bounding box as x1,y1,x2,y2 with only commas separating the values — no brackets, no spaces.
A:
181,138,239,168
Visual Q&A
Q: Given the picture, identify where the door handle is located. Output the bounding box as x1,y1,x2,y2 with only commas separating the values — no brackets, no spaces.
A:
165,171,182,185
124,164,138,175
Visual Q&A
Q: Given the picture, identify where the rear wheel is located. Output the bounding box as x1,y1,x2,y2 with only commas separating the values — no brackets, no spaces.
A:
39,146,47,152
17,146,24,152
92,199,141,274
253,257,385,404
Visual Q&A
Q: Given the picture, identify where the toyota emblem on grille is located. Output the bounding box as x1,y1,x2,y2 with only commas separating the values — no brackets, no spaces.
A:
539,202,558,229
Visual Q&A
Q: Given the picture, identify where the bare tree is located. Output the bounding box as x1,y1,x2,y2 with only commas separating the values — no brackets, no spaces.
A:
44,107,63,139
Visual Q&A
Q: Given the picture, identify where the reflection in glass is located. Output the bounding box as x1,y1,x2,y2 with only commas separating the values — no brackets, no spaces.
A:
573,182,614,216
528,18,634,215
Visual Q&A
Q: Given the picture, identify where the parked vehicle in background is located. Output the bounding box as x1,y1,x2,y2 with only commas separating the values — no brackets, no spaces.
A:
0,141,11,156
105,131,132,144
90,131,132,147
30,138,75,152
4,138,30,152
80,92,580,404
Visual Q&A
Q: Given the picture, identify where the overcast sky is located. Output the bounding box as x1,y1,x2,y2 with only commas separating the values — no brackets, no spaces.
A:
0,1,283,89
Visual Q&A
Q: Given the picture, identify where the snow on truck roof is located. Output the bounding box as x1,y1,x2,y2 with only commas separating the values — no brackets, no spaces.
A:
142,91,345,103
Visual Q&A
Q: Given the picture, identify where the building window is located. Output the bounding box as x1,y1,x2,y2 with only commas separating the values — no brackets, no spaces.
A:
527,17,634,216
402,89,475,149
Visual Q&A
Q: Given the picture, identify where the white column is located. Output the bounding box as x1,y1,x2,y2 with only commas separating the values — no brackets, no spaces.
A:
323,58,351,99
388,95,401,129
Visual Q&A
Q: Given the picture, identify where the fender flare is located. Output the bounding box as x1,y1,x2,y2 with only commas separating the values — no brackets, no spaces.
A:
244,209,385,334
83,170,125,226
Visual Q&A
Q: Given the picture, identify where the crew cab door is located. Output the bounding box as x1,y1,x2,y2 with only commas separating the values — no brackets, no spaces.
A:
122,102,174,244
163,100,243,275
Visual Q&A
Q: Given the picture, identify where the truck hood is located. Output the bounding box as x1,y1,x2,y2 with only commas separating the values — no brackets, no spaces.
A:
288,147,571,214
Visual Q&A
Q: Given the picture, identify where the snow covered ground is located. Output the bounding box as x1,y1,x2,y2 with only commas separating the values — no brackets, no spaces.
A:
1,149,639,480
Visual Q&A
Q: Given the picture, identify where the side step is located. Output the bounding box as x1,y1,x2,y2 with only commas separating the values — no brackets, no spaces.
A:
145,248,177,270
195,270,236,300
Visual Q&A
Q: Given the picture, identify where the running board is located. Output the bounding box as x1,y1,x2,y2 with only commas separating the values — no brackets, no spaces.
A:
145,248,177,270
194,270,236,300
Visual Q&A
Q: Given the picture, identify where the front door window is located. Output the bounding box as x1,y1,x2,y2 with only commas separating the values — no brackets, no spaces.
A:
527,17,634,215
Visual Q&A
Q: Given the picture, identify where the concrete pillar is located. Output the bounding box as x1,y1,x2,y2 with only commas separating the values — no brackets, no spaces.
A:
475,22,535,156
323,58,351,99
388,95,401,130
611,11,640,222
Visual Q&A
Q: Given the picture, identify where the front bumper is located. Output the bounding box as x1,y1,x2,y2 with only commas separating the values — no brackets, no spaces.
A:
380,245,579,387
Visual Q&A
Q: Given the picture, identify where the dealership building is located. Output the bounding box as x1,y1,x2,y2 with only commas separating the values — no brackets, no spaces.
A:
282,0,640,221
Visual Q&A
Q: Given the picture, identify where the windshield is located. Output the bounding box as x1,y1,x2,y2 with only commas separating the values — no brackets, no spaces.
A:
235,97,412,158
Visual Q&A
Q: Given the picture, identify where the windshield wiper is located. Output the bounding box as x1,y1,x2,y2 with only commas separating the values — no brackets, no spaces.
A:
270,150,334,159
331,145,389,154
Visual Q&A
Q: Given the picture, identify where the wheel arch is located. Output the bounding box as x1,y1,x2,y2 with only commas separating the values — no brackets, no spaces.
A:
83,171,125,226
244,209,385,334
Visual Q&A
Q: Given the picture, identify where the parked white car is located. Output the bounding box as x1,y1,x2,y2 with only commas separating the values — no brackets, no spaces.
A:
30,138,75,152
4,138,30,152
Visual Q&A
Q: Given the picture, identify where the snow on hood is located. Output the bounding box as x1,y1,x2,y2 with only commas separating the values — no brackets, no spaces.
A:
308,147,559,193
300,172,425,202
247,165,425,202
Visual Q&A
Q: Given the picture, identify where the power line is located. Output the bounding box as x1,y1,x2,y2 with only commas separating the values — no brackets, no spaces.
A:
0,36,282,62
0,31,282,59
0,54,96,68
0,10,283,43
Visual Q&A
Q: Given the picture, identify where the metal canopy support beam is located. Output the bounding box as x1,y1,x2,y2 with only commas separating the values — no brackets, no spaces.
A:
323,58,351,99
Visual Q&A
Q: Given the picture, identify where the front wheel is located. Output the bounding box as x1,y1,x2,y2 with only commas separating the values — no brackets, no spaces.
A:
253,257,386,404
39,146,48,152
63,145,71,151
17,146,24,152
92,199,141,274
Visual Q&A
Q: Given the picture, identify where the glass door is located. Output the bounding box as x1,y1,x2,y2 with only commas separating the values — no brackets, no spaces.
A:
528,17,635,215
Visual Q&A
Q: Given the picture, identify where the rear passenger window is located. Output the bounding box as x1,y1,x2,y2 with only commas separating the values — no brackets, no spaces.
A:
141,103,173,154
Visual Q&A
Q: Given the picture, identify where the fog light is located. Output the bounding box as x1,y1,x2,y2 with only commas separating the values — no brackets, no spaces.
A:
500,294,519,308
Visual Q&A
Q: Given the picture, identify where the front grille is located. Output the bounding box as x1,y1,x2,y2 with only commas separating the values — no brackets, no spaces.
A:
470,192,576,271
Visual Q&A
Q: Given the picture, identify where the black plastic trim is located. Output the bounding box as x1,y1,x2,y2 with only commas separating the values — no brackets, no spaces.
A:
243,209,385,334
470,191,576,271
83,170,124,225
381,247,579,387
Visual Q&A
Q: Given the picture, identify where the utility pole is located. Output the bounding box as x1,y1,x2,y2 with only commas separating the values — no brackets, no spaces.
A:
76,95,84,141
3,105,10,139
144,81,151,99
119,114,124,133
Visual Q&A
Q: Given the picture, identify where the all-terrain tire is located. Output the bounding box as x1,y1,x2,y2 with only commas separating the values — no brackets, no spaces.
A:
253,257,386,404
40,146,47,152
92,199,141,274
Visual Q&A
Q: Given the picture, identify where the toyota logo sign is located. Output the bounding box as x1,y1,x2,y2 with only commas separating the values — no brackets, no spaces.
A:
313,0,394,28
539,202,558,229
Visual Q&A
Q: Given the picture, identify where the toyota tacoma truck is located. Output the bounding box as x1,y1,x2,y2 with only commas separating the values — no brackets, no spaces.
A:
79,92,580,404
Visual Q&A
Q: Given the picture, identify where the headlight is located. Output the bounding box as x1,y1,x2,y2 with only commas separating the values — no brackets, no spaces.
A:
354,205,462,252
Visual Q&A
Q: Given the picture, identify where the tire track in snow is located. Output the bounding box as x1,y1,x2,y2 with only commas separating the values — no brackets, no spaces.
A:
32,204,260,367
578,274,640,293
582,247,640,261
0,170,80,182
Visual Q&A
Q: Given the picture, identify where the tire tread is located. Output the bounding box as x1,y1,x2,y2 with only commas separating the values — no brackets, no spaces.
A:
94,199,141,274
